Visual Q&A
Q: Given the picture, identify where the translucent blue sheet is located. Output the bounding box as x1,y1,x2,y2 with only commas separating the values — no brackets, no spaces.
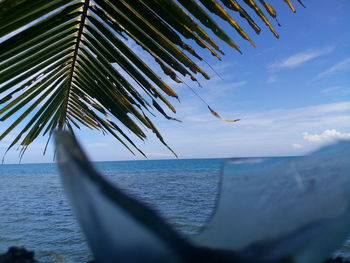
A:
56,132,350,263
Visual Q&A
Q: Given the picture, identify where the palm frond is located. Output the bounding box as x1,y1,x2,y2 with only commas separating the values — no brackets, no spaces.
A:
0,0,304,158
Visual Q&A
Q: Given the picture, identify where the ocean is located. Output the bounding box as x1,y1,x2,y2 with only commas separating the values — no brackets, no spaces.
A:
0,158,222,262
1,158,350,262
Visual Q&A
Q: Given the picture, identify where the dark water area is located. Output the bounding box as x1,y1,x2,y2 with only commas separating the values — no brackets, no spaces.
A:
0,158,222,262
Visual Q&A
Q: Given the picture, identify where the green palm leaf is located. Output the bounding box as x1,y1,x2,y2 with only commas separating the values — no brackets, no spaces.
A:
0,0,304,158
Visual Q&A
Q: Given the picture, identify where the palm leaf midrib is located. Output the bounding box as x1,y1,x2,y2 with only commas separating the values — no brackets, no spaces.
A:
60,0,90,129
0,0,304,159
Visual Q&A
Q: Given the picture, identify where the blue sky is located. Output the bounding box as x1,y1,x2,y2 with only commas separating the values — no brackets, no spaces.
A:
1,0,349,164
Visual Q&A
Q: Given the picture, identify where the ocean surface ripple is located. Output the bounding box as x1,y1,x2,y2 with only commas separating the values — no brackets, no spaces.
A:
0,158,222,262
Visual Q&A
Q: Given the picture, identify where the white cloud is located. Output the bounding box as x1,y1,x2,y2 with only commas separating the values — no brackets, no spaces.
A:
317,57,350,78
159,100,350,158
2,100,350,163
321,86,350,96
255,48,273,57
292,143,304,149
303,129,350,143
146,152,174,159
322,86,341,94
229,81,247,88
269,46,335,69
266,75,277,83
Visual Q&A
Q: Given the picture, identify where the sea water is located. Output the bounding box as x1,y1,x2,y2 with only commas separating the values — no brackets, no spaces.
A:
1,158,350,262
0,158,222,262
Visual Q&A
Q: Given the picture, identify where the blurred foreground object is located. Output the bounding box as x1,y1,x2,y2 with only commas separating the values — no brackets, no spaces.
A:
0,247,37,263
56,132,350,263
